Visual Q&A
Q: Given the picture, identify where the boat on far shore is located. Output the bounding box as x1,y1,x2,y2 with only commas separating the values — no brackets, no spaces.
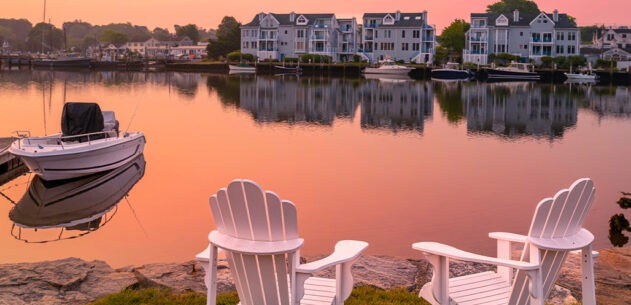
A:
363,59,414,76
431,62,474,80
31,53,91,69
229,63,256,74
486,61,540,81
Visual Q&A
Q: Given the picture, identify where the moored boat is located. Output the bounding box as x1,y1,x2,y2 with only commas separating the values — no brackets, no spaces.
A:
431,62,474,80
31,53,91,69
363,59,414,76
9,102,145,181
229,63,256,74
486,61,540,81
274,64,302,74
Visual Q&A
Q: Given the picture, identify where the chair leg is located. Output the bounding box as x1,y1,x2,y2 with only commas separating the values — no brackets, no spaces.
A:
581,246,596,305
197,245,218,305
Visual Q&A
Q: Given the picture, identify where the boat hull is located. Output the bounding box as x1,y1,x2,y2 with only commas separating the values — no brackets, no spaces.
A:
430,69,473,80
31,58,91,68
229,65,256,73
487,69,540,81
9,132,145,181
364,67,413,75
564,73,597,81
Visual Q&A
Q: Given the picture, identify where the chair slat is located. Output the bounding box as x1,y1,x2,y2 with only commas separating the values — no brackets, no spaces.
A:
209,196,225,232
227,180,254,240
230,253,254,305
274,253,291,305
266,191,285,241
242,254,265,305
257,255,282,304
568,180,595,234
243,180,270,241
282,200,298,239
529,198,553,238
542,190,569,238
217,189,237,237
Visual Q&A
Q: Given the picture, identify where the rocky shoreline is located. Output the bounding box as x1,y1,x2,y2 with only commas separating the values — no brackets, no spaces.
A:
0,247,629,305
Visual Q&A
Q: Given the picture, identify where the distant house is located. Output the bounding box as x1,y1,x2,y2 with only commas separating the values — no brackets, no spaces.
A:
601,47,631,61
593,27,631,49
240,12,360,62
361,10,435,63
463,9,579,65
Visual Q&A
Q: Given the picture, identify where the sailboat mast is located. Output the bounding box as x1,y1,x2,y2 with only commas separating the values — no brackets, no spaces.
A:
41,0,46,54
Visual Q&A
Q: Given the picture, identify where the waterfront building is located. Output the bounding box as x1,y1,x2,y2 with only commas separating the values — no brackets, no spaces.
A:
594,27,631,49
361,11,435,63
463,9,579,65
240,12,360,62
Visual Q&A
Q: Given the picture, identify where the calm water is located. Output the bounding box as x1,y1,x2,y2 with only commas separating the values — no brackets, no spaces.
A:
1,69,630,268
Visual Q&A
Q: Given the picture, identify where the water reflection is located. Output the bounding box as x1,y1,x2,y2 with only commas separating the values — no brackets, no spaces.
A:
9,154,146,243
461,82,578,139
237,76,359,125
360,78,433,133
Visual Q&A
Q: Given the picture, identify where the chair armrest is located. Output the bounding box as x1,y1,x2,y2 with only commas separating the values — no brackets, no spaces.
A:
488,232,528,243
195,245,211,262
209,231,304,255
412,242,539,270
296,240,368,273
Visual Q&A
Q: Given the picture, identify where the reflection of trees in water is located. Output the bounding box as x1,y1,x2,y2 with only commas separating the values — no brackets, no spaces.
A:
609,192,631,247
206,74,242,107
169,73,200,99
434,81,465,124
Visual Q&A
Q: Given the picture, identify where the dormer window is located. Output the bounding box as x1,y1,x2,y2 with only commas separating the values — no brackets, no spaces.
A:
496,15,508,26
383,14,395,25
404,16,410,20
296,15,308,25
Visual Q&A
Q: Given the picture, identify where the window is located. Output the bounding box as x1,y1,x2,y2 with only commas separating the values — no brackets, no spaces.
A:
520,32,523,36
296,41,305,50
557,32,564,40
568,32,576,41
556,45,564,54
402,30,406,38
401,43,409,51
296,29,304,38
284,30,288,34
385,30,391,38
567,45,576,54
543,33,552,42
412,43,419,51
251,42,257,49
413,30,420,38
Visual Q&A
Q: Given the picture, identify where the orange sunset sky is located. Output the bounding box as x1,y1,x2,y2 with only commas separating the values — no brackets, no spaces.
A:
1,0,629,34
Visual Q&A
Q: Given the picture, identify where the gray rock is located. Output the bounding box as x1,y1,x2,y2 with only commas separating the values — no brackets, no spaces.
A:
0,257,137,305
133,259,235,294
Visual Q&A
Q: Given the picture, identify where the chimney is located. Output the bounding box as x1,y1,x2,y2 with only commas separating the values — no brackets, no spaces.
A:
290,11,296,22
396,10,401,21
553,9,558,22
422,10,428,25
513,9,519,22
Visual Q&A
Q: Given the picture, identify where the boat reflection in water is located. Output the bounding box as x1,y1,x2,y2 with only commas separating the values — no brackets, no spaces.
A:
9,154,146,243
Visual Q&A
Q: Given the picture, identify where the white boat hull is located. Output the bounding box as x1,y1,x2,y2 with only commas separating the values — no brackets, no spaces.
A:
564,73,597,81
364,67,413,75
9,132,145,181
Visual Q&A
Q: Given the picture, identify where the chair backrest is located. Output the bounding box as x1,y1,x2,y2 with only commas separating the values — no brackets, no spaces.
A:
510,178,595,305
209,179,299,305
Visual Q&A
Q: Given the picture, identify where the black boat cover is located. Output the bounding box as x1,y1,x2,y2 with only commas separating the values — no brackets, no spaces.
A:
61,102,104,137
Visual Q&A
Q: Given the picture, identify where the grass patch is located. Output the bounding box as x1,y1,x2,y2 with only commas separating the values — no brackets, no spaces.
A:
88,286,430,305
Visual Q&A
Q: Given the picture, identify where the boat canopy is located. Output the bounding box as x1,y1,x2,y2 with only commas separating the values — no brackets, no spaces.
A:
61,102,105,138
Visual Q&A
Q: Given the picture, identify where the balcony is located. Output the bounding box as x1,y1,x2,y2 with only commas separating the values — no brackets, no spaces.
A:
469,37,487,42
422,36,433,41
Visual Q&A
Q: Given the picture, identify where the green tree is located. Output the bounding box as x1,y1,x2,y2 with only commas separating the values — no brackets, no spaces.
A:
433,46,449,66
26,22,64,52
101,29,128,44
438,19,470,61
486,0,539,14
207,16,241,60
152,27,171,41
175,24,200,44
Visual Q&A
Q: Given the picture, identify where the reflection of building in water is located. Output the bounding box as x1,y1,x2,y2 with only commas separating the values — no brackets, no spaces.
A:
360,79,433,133
587,87,631,118
238,77,358,125
463,82,577,139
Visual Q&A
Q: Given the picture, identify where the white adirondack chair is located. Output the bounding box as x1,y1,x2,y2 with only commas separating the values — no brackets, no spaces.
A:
413,178,597,305
196,179,368,305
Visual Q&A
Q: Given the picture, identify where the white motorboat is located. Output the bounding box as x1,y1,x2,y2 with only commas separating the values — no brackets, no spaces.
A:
9,102,146,181
363,59,414,75
487,61,540,81
229,64,256,74
9,154,145,242
565,63,598,82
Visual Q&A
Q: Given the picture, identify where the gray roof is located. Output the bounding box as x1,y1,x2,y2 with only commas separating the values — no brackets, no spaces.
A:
243,13,335,27
470,11,576,29
362,12,426,27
